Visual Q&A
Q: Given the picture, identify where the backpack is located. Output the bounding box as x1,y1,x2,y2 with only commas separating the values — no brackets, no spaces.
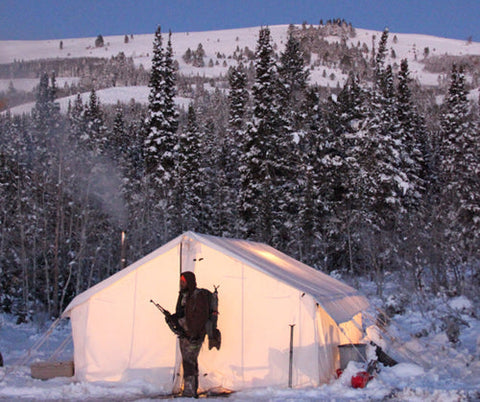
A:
198,285,221,350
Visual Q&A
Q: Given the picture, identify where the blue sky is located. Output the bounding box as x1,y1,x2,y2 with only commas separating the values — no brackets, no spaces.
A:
1,0,479,41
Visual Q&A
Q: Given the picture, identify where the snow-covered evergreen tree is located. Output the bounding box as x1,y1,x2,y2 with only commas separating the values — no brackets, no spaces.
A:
0,113,33,317
144,27,179,243
439,64,480,257
320,77,367,273
238,26,294,246
359,30,408,228
278,33,309,132
199,115,229,236
228,65,249,131
30,72,81,316
67,94,86,144
341,29,410,292
145,27,178,181
391,58,433,284
171,104,202,233
296,87,329,267
163,31,179,141
84,88,107,154
333,73,365,134
395,59,427,211
225,64,249,236
374,28,390,94
107,103,129,164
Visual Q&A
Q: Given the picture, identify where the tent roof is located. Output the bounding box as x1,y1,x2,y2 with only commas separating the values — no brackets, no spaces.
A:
62,232,368,324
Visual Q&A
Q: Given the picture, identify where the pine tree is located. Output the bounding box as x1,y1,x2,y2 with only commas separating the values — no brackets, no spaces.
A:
321,78,367,273
238,27,285,243
374,28,389,94
387,58,436,288
145,26,166,174
0,113,33,316
396,59,427,209
335,73,365,132
274,33,312,252
144,27,179,242
192,43,205,67
31,72,60,146
296,88,330,267
344,29,410,292
439,65,480,257
30,72,67,316
95,34,104,48
359,30,408,229
278,32,309,132
172,104,203,233
227,64,249,135
225,64,249,235
145,28,178,186
164,31,179,138
107,103,129,164
68,94,86,144
84,88,107,154
199,115,229,236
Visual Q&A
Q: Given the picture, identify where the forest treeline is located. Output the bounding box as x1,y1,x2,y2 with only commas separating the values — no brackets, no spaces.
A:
0,26,479,320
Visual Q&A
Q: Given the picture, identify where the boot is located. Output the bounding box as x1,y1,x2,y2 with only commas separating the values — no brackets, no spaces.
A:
182,375,197,398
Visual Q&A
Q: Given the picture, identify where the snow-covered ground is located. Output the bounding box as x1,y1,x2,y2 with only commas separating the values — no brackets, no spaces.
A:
1,276,479,401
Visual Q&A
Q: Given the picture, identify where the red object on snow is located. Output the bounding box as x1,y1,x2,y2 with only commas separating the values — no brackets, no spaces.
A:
336,368,343,378
351,371,372,388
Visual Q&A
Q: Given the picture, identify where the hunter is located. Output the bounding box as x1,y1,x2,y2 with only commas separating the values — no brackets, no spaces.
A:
170,271,210,398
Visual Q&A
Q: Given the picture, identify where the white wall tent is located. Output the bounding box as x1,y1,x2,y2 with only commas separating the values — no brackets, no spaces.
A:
62,231,369,391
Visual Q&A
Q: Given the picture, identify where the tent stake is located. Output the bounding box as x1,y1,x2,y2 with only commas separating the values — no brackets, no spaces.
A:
288,324,295,388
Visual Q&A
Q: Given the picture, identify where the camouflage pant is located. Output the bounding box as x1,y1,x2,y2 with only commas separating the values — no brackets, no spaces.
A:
179,337,202,396
179,337,202,377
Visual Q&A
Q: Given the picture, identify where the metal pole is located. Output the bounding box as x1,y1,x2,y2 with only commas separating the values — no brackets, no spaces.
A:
179,240,183,275
120,231,127,270
288,324,295,388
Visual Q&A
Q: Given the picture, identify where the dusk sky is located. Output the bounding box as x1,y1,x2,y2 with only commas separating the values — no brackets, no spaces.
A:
1,0,479,42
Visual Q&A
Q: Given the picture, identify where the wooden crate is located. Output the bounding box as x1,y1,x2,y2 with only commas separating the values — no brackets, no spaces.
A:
30,360,74,380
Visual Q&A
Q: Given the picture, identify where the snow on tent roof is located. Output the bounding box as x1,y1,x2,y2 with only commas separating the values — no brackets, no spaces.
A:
62,232,368,324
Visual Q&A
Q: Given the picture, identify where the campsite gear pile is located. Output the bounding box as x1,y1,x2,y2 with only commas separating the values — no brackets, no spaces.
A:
336,341,397,389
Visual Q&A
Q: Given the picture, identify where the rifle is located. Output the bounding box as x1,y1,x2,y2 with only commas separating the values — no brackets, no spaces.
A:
150,299,187,338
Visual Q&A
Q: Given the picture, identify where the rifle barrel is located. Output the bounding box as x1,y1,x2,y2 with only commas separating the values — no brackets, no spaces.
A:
150,299,168,315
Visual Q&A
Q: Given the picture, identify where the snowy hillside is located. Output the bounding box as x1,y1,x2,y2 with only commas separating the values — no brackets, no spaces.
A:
2,25,480,115
3,86,192,116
